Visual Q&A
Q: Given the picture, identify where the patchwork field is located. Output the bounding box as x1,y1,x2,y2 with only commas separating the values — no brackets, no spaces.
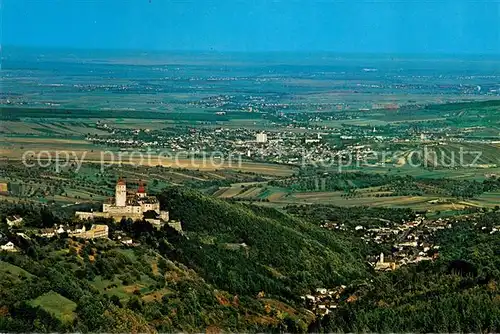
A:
213,182,500,213
0,143,295,177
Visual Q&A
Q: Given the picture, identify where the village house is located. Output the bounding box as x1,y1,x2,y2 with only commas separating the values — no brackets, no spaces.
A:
302,285,346,316
67,224,86,235
39,228,56,238
120,237,134,245
143,210,170,227
38,224,108,240
6,215,23,227
76,225,109,239
0,241,17,252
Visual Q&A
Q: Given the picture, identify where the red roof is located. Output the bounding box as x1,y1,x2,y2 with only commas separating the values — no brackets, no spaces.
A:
137,180,146,193
117,178,126,185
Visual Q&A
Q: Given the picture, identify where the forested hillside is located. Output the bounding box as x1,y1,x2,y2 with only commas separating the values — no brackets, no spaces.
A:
157,187,370,298
0,188,370,332
1,188,500,332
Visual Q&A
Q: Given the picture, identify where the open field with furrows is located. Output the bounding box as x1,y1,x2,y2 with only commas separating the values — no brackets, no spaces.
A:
268,192,498,212
341,142,499,170
0,161,279,205
0,120,111,136
2,136,91,145
216,186,246,198
334,165,500,181
4,181,108,204
420,143,499,167
212,181,500,212
213,185,288,201
1,106,265,124
1,117,276,131
285,190,500,211
0,143,296,176
311,119,390,127
475,191,500,206
235,187,264,199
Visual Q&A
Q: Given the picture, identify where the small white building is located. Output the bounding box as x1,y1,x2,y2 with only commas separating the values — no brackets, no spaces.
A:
0,241,17,252
121,237,134,245
6,215,23,227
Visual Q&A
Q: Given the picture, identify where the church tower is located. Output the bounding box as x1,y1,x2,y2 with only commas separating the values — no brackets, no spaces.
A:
115,178,127,207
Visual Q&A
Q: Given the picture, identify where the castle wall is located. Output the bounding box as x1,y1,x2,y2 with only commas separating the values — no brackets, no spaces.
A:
77,180,168,224
140,202,160,213
75,211,110,220
160,210,169,221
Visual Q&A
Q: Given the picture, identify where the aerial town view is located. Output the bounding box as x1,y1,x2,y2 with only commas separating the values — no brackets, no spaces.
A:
1,0,500,332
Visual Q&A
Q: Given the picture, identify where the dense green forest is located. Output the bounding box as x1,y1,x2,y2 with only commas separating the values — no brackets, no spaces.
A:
1,188,500,332
156,188,369,296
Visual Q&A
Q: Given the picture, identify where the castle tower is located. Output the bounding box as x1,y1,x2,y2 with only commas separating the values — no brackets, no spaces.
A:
137,180,147,198
115,178,127,207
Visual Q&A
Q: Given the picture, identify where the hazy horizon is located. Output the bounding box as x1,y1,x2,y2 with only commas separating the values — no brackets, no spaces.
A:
4,0,500,54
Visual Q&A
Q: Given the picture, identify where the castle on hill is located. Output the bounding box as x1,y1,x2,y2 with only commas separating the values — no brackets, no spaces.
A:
76,178,169,224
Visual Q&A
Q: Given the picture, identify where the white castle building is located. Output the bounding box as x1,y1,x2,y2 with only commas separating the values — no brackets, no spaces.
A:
76,179,169,223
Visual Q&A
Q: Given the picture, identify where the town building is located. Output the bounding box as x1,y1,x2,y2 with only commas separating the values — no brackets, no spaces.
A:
256,132,268,143
373,252,398,271
80,225,109,239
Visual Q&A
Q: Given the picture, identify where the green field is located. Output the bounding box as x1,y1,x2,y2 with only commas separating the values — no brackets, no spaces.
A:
30,291,77,323
0,260,34,277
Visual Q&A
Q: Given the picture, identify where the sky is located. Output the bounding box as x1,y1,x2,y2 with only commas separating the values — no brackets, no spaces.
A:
3,0,500,54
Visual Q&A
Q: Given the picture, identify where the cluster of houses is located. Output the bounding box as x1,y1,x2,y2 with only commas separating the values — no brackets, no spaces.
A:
0,220,109,253
321,214,450,272
86,122,394,167
301,286,348,316
366,216,452,271
0,216,180,253
39,224,109,239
